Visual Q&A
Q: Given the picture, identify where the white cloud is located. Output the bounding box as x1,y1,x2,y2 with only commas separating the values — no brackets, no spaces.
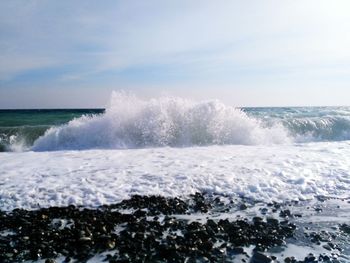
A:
1,0,350,106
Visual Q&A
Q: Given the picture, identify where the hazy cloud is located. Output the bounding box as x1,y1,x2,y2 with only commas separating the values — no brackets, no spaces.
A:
1,0,350,107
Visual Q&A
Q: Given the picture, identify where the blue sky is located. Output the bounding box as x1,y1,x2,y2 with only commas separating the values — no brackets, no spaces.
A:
1,0,350,108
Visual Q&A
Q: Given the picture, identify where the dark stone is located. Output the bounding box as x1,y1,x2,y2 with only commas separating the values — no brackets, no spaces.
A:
2,193,338,263
284,257,297,263
304,253,317,262
240,204,248,210
279,209,292,218
250,252,272,263
340,224,350,234
314,207,323,213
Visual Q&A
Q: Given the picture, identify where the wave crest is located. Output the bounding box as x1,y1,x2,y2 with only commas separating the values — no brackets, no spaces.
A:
32,92,291,151
282,116,350,142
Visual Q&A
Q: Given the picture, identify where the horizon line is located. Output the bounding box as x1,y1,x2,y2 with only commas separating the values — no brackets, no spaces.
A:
0,105,349,110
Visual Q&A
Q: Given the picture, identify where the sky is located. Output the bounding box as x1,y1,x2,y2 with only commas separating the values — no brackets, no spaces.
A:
0,0,350,108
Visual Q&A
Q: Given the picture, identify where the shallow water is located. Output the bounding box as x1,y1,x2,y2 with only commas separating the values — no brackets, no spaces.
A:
1,143,350,211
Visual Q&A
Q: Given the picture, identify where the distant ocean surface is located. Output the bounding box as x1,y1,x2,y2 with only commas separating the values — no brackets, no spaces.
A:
1,93,350,152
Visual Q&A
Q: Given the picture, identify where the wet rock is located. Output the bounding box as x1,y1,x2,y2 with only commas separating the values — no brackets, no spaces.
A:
340,224,350,234
0,193,345,263
279,209,292,218
251,252,272,263
284,257,297,263
260,208,269,215
240,204,248,210
314,207,323,213
304,253,317,262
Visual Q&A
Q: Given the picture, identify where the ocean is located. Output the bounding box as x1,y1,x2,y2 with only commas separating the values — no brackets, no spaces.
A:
1,92,350,261
2,94,350,152
1,92,350,206
0,108,104,152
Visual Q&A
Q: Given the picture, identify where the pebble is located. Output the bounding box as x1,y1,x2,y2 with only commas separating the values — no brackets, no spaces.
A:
0,193,346,263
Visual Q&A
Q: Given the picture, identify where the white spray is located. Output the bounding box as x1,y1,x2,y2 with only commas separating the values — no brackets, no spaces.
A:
32,92,292,151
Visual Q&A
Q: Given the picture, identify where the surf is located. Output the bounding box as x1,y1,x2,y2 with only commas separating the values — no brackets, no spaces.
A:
1,92,350,152
31,92,291,151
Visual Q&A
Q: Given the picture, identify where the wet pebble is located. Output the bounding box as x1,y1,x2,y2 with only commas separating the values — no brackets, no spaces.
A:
0,193,346,263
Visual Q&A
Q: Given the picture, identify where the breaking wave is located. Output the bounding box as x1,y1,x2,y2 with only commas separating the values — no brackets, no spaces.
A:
0,126,49,152
0,92,341,152
282,116,350,142
31,92,292,151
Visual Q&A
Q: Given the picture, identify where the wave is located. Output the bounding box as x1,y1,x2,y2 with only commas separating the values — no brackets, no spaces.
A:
0,92,345,152
245,106,350,142
0,126,49,152
282,116,350,142
31,92,292,151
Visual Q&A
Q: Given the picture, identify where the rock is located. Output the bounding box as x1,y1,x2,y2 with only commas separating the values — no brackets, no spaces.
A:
260,208,268,214
284,257,297,263
240,204,248,210
2,193,338,263
279,209,292,218
304,253,316,262
251,252,272,263
314,207,323,212
340,224,350,234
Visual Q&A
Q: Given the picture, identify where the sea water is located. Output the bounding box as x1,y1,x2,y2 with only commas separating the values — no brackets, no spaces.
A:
0,92,350,210
1,92,350,261
2,92,350,152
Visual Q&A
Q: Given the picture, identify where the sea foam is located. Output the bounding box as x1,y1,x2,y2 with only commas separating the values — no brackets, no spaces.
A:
2,142,350,210
32,92,291,151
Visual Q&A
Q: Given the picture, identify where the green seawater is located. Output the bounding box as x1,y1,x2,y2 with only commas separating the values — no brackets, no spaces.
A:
0,109,104,151
2,106,350,152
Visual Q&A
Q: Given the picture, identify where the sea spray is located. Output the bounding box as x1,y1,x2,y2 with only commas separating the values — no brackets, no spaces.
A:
282,116,350,142
246,106,350,142
31,92,291,151
0,109,101,152
0,126,49,152
1,94,350,152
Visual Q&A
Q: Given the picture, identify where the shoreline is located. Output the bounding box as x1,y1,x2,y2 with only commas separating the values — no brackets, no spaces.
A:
1,193,349,263
2,143,350,212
